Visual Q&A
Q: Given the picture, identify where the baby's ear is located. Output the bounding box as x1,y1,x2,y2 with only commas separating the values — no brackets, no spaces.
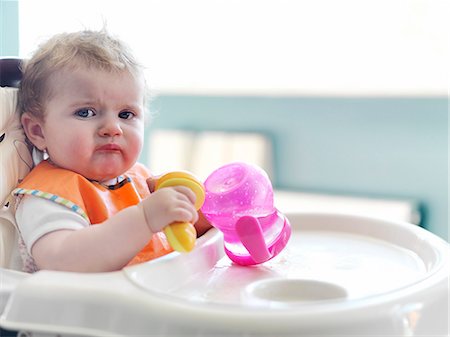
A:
21,112,46,150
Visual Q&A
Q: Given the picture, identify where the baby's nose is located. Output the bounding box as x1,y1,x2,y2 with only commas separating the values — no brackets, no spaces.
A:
99,118,123,137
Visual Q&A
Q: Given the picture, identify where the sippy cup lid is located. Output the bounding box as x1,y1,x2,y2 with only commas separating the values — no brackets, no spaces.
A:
202,162,274,218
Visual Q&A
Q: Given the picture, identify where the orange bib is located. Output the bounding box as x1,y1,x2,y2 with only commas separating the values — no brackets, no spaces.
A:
14,160,173,266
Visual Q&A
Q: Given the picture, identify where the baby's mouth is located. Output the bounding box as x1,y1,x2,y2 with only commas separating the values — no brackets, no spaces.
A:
96,143,122,152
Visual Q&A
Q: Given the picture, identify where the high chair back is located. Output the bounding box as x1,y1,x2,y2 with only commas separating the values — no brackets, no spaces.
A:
0,58,33,270
0,58,22,88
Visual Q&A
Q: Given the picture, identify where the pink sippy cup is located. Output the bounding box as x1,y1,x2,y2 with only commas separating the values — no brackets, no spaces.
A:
201,162,291,265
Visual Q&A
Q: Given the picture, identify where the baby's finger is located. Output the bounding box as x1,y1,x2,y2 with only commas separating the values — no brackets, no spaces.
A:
171,185,197,205
146,175,160,193
170,202,199,223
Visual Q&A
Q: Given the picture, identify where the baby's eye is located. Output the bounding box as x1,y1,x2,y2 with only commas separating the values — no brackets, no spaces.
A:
118,111,135,120
75,108,96,118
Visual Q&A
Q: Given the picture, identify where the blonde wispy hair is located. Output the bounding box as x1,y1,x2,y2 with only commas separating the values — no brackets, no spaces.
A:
19,29,146,120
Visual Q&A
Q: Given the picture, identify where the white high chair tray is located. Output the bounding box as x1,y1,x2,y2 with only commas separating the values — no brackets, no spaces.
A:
0,213,448,336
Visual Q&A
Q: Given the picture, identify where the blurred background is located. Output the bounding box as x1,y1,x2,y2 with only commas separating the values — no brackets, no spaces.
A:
1,0,448,240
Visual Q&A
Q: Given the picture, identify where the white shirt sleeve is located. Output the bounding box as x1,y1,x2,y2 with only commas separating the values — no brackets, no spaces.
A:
15,195,90,254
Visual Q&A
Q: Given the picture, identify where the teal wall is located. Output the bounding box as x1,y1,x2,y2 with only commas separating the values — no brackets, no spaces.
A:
0,0,19,56
147,96,448,240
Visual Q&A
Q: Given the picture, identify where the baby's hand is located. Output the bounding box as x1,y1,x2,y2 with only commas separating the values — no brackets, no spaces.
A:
146,175,158,193
139,186,199,234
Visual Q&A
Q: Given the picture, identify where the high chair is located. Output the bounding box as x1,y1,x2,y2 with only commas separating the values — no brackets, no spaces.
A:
0,58,22,88
0,58,448,337
0,58,33,270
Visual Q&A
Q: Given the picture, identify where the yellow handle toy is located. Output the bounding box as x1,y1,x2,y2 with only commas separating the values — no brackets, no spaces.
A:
155,171,205,253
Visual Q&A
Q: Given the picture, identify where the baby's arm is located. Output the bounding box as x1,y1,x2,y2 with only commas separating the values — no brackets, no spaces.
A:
29,186,198,272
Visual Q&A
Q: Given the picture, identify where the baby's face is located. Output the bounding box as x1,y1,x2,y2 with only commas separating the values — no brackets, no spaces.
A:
39,67,145,182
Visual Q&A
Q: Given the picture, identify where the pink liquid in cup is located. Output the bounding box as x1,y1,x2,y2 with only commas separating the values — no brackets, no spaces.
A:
201,162,291,265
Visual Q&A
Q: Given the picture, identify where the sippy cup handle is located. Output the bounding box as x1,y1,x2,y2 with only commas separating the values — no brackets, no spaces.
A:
155,171,205,253
235,216,271,264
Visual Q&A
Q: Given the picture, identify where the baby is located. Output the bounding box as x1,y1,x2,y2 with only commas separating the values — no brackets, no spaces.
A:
14,30,210,273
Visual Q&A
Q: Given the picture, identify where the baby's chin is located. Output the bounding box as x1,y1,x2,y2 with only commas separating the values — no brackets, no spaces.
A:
92,172,125,183
88,161,132,181
50,158,128,182
80,168,126,183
